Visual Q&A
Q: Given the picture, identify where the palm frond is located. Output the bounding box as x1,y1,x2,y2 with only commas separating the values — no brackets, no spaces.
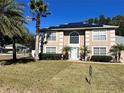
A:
29,0,50,17
0,0,28,38
62,46,71,52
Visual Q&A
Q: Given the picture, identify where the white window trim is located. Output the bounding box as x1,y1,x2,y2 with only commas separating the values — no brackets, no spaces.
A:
47,32,57,41
92,46,108,56
45,46,57,54
68,31,80,47
92,30,107,41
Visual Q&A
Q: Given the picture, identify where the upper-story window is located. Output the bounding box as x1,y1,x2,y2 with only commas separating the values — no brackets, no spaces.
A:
47,32,56,41
70,32,79,44
92,30,106,41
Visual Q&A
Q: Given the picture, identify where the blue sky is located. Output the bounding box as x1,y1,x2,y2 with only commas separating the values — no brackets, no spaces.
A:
17,0,124,34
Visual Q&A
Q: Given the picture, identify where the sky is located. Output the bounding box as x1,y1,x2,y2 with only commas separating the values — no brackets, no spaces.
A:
17,0,124,34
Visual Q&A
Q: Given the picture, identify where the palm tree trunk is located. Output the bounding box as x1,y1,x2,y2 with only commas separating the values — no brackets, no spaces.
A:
39,32,44,60
35,14,40,61
13,36,16,62
84,31,86,61
35,34,39,61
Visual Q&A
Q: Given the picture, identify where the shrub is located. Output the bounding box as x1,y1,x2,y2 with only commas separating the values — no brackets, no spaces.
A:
41,53,62,60
90,56,113,62
62,46,71,60
63,52,69,60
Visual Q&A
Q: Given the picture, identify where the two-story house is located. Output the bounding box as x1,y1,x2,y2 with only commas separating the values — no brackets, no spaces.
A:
41,22,118,60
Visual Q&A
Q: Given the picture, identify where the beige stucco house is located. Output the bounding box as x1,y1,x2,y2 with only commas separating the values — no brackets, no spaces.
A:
40,22,118,60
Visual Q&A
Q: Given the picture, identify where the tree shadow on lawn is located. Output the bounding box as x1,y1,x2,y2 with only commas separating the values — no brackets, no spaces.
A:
0,57,35,66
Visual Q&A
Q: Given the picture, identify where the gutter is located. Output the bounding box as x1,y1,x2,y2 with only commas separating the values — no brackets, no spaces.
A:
48,26,119,31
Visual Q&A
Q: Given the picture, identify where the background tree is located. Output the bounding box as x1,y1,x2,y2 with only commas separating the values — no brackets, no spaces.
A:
85,15,124,36
110,15,124,36
29,0,51,61
99,15,106,24
106,17,111,25
0,0,28,62
18,32,35,50
87,18,94,24
94,17,99,24
110,44,124,62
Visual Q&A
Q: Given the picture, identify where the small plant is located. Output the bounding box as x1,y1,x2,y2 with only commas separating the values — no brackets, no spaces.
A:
80,47,84,61
62,46,71,60
80,46,90,61
110,44,124,62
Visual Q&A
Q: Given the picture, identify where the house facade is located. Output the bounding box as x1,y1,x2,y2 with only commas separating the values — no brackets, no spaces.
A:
41,22,118,60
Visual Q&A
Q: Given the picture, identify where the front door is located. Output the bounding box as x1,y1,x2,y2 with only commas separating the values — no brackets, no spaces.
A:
70,47,79,60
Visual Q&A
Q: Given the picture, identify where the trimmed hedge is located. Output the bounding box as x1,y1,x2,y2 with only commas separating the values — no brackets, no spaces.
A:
90,56,113,62
40,53,62,60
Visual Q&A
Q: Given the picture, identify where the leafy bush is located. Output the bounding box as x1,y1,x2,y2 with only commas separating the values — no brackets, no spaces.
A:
90,56,113,62
63,53,69,60
41,54,62,60
62,46,71,60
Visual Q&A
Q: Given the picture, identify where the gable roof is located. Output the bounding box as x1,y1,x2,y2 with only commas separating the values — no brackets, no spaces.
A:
42,22,119,31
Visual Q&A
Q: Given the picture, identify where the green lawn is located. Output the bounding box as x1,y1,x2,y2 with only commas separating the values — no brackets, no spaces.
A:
0,61,124,93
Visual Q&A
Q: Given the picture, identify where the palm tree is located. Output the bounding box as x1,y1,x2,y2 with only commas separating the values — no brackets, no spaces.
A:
110,44,124,62
80,46,90,61
29,0,50,61
62,46,71,60
0,0,27,62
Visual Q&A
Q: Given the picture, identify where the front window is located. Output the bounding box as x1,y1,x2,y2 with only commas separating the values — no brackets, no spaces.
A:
93,47,106,55
92,30,106,40
47,32,56,40
70,32,79,44
46,47,56,54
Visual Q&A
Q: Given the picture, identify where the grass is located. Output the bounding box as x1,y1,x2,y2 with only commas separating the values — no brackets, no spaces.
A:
0,60,124,93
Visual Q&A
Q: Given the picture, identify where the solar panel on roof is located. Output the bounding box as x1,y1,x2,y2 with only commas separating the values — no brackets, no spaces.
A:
49,22,103,29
